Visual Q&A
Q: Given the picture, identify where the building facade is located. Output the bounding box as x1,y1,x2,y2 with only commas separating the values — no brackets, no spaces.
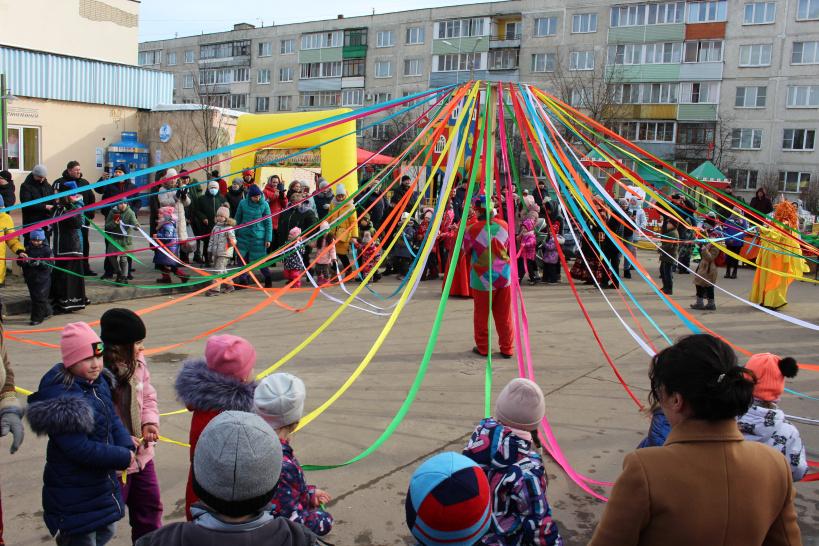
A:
139,0,819,203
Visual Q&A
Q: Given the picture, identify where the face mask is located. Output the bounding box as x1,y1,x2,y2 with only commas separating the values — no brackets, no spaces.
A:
208,188,218,196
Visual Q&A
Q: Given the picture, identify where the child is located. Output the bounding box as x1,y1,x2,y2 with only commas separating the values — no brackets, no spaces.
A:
658,217,679,295
253,373,333,536
463,378,563,546
22,228,53,325
691,229,720,310
540,231,561,284
206,206,236,296
104,200,139,285
737,353,807,481
100,309,162,542
394,212,417,281
518,218,540,285
174,334,257,520
282,226,305,288
314,221,337,286
356,230,382,282
153,206,189,284
26,322,135,545
0,195,27,303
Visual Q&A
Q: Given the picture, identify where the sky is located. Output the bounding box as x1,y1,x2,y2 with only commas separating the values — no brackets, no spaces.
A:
138,0,497,41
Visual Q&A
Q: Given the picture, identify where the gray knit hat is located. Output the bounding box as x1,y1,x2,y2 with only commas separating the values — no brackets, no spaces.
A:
254,373,306,429
192,411,282,517
31,164,48,178
495,378,546,431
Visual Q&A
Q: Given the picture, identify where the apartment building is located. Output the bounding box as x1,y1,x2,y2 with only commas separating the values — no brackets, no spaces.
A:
139,0,819,202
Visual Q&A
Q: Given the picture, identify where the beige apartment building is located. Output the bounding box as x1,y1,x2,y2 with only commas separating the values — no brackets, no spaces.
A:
139,0,819,204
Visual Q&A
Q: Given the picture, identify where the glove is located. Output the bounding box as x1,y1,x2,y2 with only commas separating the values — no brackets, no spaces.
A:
277,183,285,192
0,408,24,454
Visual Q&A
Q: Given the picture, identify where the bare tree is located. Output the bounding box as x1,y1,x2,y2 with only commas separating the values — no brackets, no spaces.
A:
800,179,819,214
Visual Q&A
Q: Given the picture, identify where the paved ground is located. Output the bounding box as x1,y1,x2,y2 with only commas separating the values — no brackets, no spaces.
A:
0,245,817,545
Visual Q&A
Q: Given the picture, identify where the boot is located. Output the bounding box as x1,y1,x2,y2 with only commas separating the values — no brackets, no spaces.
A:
156,273,172,284
623,269,632,279
264,278,273,289
690,298,705,310
177,272,189,283
705,300,716,310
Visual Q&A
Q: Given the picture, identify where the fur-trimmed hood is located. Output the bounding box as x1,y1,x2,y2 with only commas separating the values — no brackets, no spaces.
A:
175,358,256,412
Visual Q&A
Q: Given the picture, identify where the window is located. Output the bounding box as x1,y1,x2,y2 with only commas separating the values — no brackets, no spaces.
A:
436,53,481,71
344,30,368,47
607,43,642,65
258,42,272,57
343,59,365,77
375,92,392,103
488,49,519,70
300,61,342,79
572,13,598,33
257,69,270,84
687,0,727,22
505,21,521,39
437,18,486,39
183,74,193,89
731,128,763,149
684,40,723,62
570,50,595,70
610,4,647,27
200,41,250,60
612,83,641,103
280,39,295,54
375,60,392,78
300,31,342,50
185,50,195,63
534,17,558,36
406,26,425,45
370,124,389,140
646,83,679,103
434,135,447,154
5,126,40,171
787,85,819,107
647,1,686,23
743,2,775,24
739,44,772,66
783,129,816,150
531,53,556,72
255,97,270,112
230,94,248,110
780,171,810,193
279,67,293,82
797,0,819,20
644,42,683,64
167,51,177,66
233,67,249,82
677,123,716,145
727,169,758,190
792,41,819,64
611,2,684,26
679,82,718,103
277,96,292,111
612,121,675,141
403,58,423,76
735,86,767,107
138,50,161,66
342,89,364,106
376,30,395,48
299,91,341,108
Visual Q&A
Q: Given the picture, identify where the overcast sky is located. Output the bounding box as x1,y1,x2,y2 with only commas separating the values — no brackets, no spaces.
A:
139,0,497,41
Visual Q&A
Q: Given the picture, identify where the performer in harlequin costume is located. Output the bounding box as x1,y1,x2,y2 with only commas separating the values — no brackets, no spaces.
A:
463,195,514,358
749,201,809,309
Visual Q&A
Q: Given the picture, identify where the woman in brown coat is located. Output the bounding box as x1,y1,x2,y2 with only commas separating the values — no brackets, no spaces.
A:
691,231,721,310
589,334,801,546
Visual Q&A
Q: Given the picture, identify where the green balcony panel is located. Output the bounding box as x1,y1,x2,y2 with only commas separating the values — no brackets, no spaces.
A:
432,37,490,55
342,45,367,59
606,64,680,83
677,104,718,121
298,47,343,64
607,24,685,44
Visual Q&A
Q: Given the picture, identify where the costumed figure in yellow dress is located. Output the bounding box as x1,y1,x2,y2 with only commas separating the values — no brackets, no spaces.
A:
749,201,809,309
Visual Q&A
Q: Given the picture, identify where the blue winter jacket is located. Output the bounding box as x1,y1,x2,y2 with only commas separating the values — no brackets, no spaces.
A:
234,198,273,263
153,220,180,267
637,409,671,449
722,216,749,249
27,364,134,537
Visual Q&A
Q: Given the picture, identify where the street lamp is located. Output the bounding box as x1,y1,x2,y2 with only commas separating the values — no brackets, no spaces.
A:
442,36,484,84
0,74,18,171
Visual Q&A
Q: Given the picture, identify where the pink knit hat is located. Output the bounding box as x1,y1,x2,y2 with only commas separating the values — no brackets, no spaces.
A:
61,322,103,368
288,226,302,238
745,353,799,402
205,335,256,381
495,378,545,430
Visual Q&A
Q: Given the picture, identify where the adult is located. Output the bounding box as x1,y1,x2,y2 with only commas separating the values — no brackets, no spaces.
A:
600,204,625,289
191,181,227,266
313,180,334,221
0,321,25,546
263,175,287,230
95,166,136,218
225,178,245,218
391,175,418,213
0,170,16,208
669,193,695,274
276,184,318,253
623,197,646,279
463,195,513,358
235,185,273,288
452,175,467,220
327,184,358,270
361,185,386,229
19,164,54,241
750,187,774,215
241,169,255,190
178,170,201,263
589,334,801,545
210,169,227,196
49,182,87,313
722,208,749,279
135,411,318,546
749,201,809,309
53,161,97,275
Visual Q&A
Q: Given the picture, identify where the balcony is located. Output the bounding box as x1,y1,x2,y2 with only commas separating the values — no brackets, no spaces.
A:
489,33,521,49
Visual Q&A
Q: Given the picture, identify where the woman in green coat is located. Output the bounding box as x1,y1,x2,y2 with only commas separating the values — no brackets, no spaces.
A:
234,185,273,287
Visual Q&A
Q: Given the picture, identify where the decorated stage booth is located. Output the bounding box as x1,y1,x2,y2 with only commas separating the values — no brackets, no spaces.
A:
230,109,359,193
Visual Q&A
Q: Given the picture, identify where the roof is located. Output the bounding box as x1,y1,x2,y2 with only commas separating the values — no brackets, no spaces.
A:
689,160,727,182
357,148,395,166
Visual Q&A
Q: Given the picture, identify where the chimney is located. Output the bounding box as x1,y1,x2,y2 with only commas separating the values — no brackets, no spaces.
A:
233,23,255,31
337,14,344,19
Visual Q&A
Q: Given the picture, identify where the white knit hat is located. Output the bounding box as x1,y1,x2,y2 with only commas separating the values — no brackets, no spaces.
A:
335,183,347,196
253,373,306,429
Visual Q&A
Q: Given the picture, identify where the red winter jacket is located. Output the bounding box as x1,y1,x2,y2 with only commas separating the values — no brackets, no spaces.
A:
263,185,288,230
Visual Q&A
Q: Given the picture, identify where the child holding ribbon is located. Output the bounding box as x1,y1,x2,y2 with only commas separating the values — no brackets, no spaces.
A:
314,221,337,286
206,206,236,296
100,309,163,541
282,227,306,288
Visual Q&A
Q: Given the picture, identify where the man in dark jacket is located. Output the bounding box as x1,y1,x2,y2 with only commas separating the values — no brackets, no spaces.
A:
191,181,227,265
313,180,334,220
750,187,774,215
135,411,317,546
0,170,16,208
95,166,137,218
52,161,97,274
19,164,55,241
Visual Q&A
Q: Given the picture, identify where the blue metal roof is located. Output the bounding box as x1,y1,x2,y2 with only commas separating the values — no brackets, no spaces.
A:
0,46,173,110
